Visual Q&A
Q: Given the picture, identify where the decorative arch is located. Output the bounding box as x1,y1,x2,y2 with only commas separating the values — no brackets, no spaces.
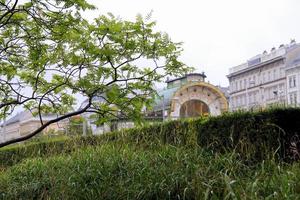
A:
179,99,210,118
169,82,228,119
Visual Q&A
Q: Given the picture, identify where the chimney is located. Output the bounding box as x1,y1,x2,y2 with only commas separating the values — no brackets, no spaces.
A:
290,39,296,46
271,47,276,52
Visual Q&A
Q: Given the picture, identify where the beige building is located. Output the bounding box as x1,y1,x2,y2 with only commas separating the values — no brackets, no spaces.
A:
0,111,67,142
153,73,228,119
227,40,300,111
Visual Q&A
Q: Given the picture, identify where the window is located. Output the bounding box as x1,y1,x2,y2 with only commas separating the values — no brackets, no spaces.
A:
249,93,252,104
262,72,265,83
289,75,297,88
280,68,284,78
268,88,272,100
240,80,242,90
244,79,247,89
290,92,297,105
273,69,277,80
268,71,271,81
241,95,244,106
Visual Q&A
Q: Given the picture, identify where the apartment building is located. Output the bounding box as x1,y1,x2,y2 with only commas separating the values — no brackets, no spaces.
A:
227,40,300,111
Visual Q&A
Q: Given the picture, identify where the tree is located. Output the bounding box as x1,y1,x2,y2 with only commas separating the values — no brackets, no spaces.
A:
0,0,190,147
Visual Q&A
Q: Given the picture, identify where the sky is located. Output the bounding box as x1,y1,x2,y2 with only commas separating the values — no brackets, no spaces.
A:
82,0,300,87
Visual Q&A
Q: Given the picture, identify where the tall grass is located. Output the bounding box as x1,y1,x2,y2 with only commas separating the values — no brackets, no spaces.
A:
1,108,300,199
1,144,300,199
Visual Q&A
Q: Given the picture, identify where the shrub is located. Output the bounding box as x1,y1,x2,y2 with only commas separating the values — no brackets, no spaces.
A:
197,108,300,161
1,107,300,169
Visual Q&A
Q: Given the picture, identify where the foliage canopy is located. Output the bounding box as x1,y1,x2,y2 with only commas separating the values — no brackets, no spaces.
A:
0,0,190,147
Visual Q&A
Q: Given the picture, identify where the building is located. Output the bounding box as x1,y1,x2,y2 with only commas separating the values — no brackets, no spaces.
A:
0,73,229,140
87,73,229,134
150,73,228,119
0,111,67,142
227,40,300,111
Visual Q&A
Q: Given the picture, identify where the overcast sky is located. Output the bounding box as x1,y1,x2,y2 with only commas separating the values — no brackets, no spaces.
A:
83,0,300,87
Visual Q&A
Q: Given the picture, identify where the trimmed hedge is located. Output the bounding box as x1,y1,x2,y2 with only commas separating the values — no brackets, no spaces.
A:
0,119,200,169
1,107,300,169
197,108,300,161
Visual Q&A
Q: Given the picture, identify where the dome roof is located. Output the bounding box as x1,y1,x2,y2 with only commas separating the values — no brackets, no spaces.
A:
152,86,179,111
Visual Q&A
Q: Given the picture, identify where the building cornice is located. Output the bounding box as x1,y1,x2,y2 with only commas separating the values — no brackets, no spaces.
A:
227,56,284,78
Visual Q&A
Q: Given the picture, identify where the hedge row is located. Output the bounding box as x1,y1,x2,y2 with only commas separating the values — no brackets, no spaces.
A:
197,108,300,162
1,107,300,168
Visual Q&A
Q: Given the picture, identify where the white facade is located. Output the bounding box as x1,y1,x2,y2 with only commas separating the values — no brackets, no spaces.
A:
286,62,300,106
227,40,300,111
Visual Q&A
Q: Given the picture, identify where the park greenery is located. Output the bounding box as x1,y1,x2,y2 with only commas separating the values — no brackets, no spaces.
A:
0,0,190,147
1,1,300,199
1,108,300,199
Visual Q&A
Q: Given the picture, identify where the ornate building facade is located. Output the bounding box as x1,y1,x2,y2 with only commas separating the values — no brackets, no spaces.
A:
227,40,300,111
150,73,228,120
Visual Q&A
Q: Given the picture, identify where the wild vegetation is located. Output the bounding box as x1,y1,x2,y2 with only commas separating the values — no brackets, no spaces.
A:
1,108,300,199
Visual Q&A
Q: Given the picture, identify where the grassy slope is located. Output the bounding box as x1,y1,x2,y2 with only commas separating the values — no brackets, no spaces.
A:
1,144,300,199
1,108,300,199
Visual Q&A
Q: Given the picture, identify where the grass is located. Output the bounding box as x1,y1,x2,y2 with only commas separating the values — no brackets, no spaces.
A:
1,144,300,199
1,108,300,199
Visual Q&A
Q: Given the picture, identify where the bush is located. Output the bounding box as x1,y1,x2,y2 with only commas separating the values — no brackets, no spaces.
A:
197,108,300,162
1,107,300,169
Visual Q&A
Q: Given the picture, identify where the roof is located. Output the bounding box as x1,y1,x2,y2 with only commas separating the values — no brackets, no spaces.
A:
1,111,24,127
152,86,179,111
217,86,229,98
290,56,300,67
79,95,106,110
1,111,61,127
227,56,284,78
228,42,300,78
166,73,206,83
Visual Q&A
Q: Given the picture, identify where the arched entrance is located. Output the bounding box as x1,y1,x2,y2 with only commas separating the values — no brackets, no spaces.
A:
179,100,210,118
169,82,228,119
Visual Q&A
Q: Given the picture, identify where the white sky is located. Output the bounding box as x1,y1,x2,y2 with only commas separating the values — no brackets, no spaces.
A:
83,0,300,87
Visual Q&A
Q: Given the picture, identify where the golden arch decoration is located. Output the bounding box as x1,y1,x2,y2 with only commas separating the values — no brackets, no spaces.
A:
170,82,228,117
